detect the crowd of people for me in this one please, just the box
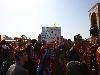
[0,36,100,75]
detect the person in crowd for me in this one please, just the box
[58,54,66,75]
[96,42,100,75]
[38,42,56,75]
[0,51,15,75]
[26,39,39,75]
[67,35,82,62]
[63,54,68,74]
[7,50,28,75]
[66,61,89,75]
[90,40,99,75]
[1,40,10,50]
[15,40,24,50]
[67,44,81,62]
[0,40,10,64]
[0,47,3,65]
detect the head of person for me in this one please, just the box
[74,34,82,46]
[32,39,37,45]
[66,61,86,75]
[15,50,28,63]
[18,40,23,46]
[8,51,15,61]
[1,40,6,45]
[48,43,53,48]
[46,41,52,48]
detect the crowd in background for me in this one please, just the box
[0,36,100,75]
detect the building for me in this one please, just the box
[0,35,13,41]
[88,3,100,41]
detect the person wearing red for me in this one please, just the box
[42,44,56,75]
[15,40,24,50]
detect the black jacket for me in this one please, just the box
[0,59,15,75]
[67,46,80,62]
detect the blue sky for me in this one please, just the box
[0,0,100,41]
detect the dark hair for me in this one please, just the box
[15,50,26,61]
[8,51,15,56]
[66,61,88,75]
[32,39,37,45]
[1,40,6,45]
[6,42,9,46]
